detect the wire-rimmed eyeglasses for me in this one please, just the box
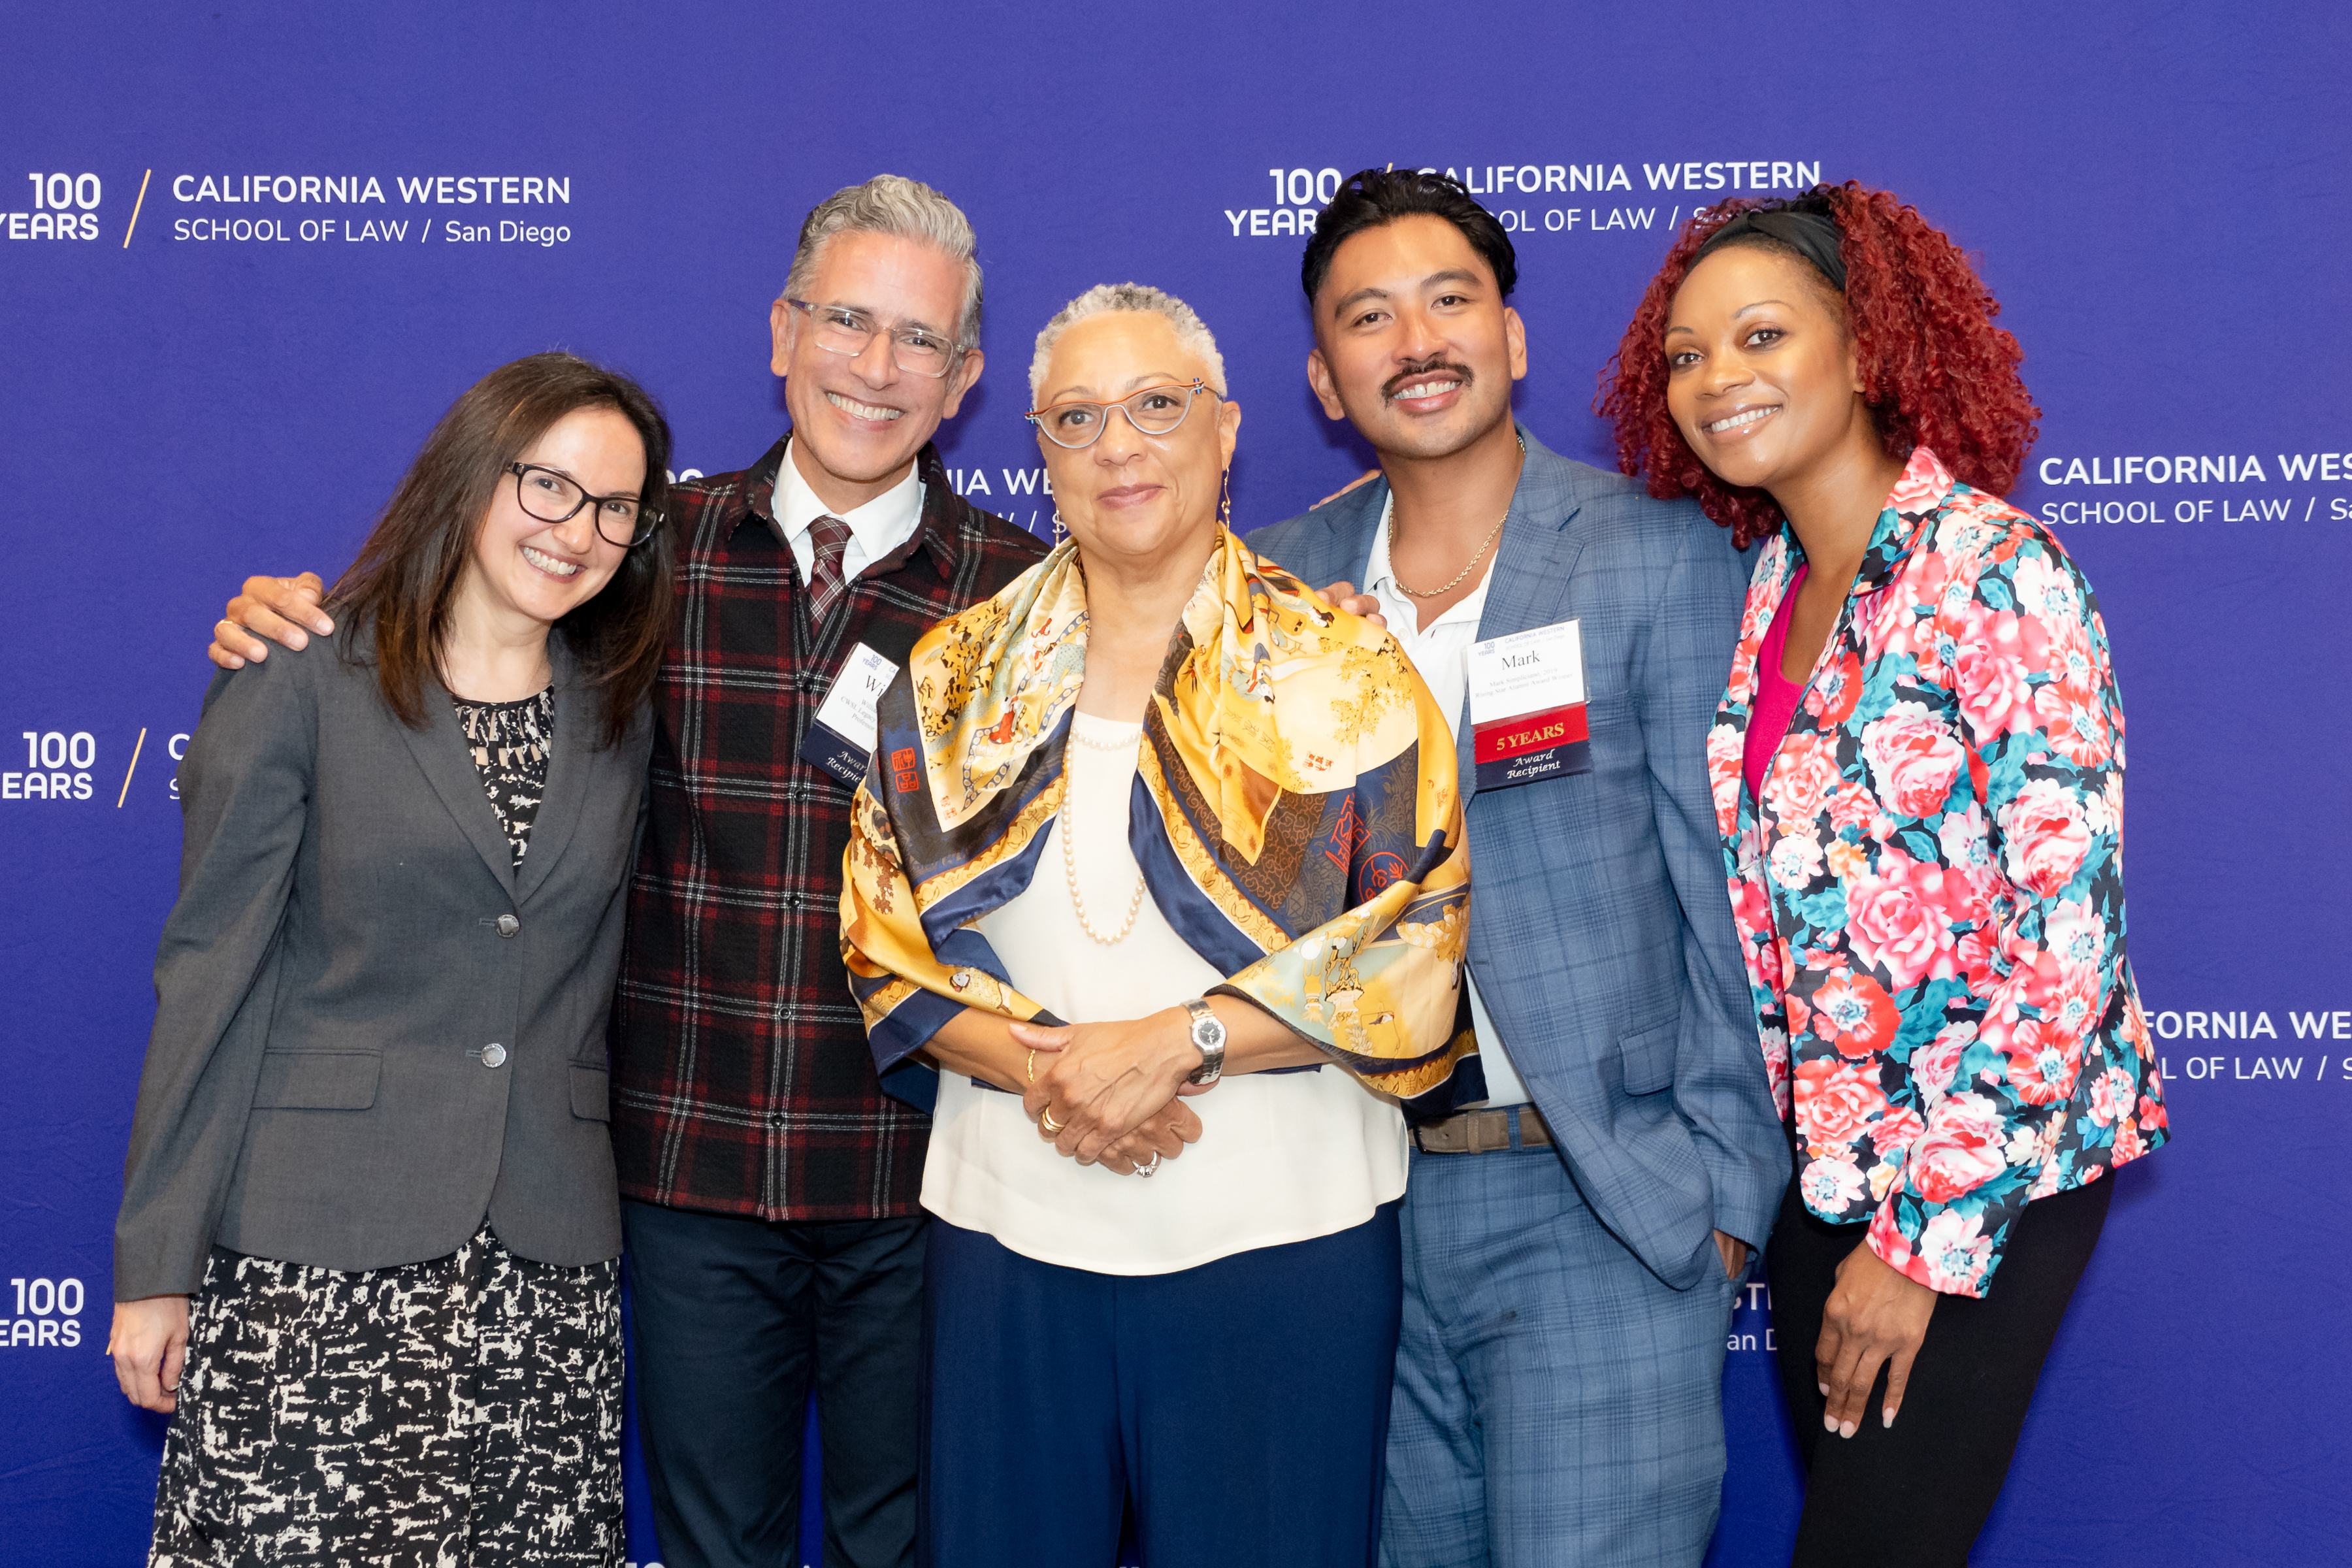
[785,298,964,378]
[507,463,662,548]
[1024,379,1224,450]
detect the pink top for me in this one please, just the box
[1742,564,1808,802]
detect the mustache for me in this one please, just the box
[1380,358,1475,404]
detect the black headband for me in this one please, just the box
[1691,205,1848,294]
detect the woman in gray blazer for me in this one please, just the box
[109,352,676,1565]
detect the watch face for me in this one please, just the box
[1196,1014,1226,1049]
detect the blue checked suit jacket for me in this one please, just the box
[1248,429,1787,1290]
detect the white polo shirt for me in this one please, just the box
[1363,494,1533,1111]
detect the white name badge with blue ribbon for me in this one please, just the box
[798,642,900,787]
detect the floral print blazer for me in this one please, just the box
[1710,447,2166,1298]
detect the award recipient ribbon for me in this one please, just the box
[798,643,900,787]
[1466,619,1590,792]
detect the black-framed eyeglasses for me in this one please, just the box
[507,463,662,548]
[785,297,965,378]
[1024,378,1224,450]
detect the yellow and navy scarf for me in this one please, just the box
[840,525,1477,1115]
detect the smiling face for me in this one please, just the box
[1305,213,1526,461]
[459,404,644,632]
[768,228,982,511]
[1033,310,1240,574]
[1663,242,1876,495]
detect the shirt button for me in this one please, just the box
[480,1043,508,1069]
[495,914,520,938]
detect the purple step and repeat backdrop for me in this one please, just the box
[5,3,2346,1563]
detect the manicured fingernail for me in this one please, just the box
[1818,1383,1829,1397]
[1882,1410,1895,1429]
[287,631,307,649]
[1838,1420,1856,1439]
[1823,1414,1838,1433]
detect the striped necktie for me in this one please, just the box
[805,513,853,621]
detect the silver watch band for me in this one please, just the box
[1183,997,1226,1085]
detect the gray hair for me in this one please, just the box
[781,174,983,350]
[1028,283,1228,405]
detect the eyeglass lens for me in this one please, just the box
[514,466,653,546]
[803,304,955,377]
[1034,384,1203,448]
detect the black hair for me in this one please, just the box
[1300,169,1517,306]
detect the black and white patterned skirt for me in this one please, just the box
[151,1226,623,1567]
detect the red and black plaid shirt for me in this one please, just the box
[612,437,1047,1221]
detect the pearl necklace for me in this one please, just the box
[1062,726,1146,946]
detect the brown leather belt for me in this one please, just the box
[1411,1105,1551,1154]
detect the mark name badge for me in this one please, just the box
[1466,619,1590,792]
[797,642,900,787]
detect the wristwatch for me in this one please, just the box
[1181,998,1227,1086]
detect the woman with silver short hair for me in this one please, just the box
[842,283,1478,1566]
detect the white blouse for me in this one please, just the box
[920,710,1408,1275]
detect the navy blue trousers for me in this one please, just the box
[921,1204,1403,1568]
[624,1200,927,1568]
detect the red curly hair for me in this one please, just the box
[1596,183,2039,549]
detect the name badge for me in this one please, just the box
[797,642,900,787]
[1467,619,1590,792]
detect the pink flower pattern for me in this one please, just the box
[1710,448,2166,1299]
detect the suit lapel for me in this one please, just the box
[515,644,593,904]
[1460,432,1590,805]
[397,679,520,896]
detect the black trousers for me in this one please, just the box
[1767,1174,2112,1567]
[623,1200,927,1568]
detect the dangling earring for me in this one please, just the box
[1218,467,1233,532]
[1051,509,1068,546]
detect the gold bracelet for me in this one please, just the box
[1026,1047,1037,1084]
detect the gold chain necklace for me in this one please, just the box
[1390,431,1526,600]
[1392,509,1507,598]
[1061,730,1147,946]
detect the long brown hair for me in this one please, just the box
[330,352,676,746]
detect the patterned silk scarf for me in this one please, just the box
[841,525,1478,1115]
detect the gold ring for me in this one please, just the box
[1040,1107,1066,1134]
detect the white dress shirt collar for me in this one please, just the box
[768,438,927,585]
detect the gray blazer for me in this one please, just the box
[114,623,652,1299]
[1248,430,1787,1291]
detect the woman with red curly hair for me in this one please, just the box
[1601,186,2167,1564]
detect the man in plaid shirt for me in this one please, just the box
[208,175,1047,1568]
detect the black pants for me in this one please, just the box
[623,1200,927,1568]
[1768,1175,2112,1567]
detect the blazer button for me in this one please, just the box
[480,1042,508,1068]
[495,913,520,938]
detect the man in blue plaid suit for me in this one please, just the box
[1248,169,1788,1567]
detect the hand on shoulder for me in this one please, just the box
[208,572,331,670]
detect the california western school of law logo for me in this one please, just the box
[1223,157,1823,238]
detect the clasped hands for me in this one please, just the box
[1015,1007,1209,1178]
